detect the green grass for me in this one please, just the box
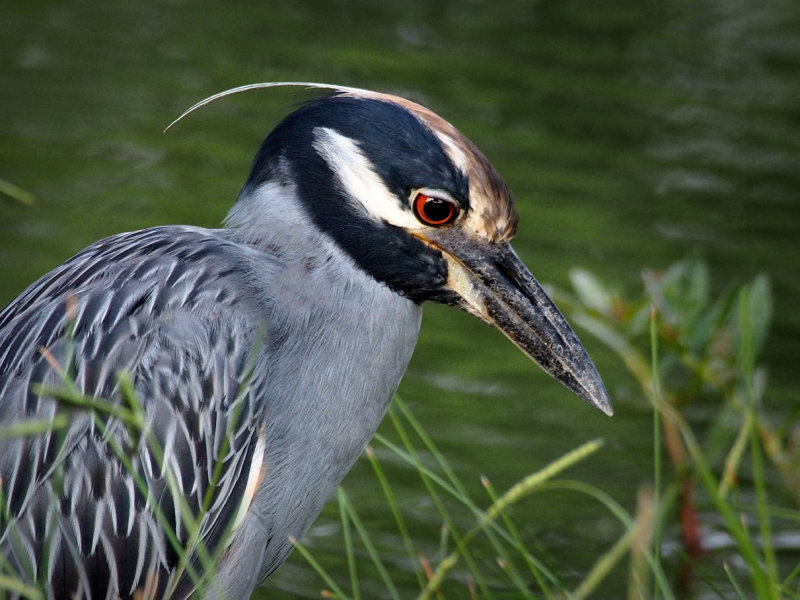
[1,255,799,598]
[288,255,799,600]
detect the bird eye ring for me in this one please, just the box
[412,190,459,226]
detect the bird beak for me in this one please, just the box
[419,230,613,415]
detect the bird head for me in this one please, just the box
[180,84,612,415]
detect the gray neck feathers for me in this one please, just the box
[222,180,422,581]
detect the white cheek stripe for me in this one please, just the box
[312,127,423,230]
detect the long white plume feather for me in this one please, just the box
[164,82,375,132]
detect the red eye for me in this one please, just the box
[413,192,458,226]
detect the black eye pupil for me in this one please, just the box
[423,198,452,222]
[413,192,457,226]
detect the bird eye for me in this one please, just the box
[412,191,458,226]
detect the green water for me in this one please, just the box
[1,1,798,598]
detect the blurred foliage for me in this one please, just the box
[565,254,771,400]
[556,255,799,500]
[552,255,800,598]
[0,180,34,205]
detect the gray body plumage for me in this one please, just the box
[0,182,419,599]
[0,86,610,599]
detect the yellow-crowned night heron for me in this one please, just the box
[0,84,611,599]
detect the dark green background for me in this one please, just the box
[2,1,798,597]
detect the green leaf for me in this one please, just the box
[690,284,738,357]
[0,179,35,205]
[734,274,773,376]
[569,268,614,315]
[744,274,772,359]
[660,255,709,340]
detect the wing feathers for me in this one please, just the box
[0,226,273,599]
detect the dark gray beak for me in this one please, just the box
[425,230,612,415]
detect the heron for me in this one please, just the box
[0,84,611,599]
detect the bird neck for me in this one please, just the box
[228,176,423,453]
[223,180,423,577]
